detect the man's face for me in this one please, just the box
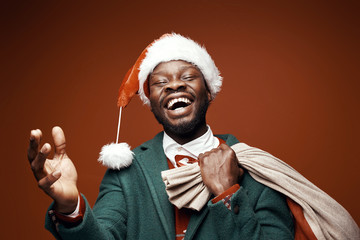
[148,60,211,137]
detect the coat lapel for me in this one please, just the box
[135,132,175,240]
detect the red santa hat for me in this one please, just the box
[98,33,222,169]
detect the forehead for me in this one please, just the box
[151,60,202,76]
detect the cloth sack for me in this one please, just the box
[161,142,360,240]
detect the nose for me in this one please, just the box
[165,78,186,92]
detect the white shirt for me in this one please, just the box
[163,125,220,168]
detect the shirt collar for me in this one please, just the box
[163,125,220,167]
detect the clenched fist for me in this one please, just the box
[198,144,244,196]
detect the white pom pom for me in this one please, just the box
[98,142,134,170]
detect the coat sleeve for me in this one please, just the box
[45,169,127,240]
[206,182,295,239]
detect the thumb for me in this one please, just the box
[52,126,66,155]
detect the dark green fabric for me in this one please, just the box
[45,132,294,239]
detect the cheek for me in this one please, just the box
[192,80,210,99]
[149,92,163,112]
[196,86,211,102]
[148,88,159,103]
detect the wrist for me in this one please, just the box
[49,194,85,229]
[53,193,79,214]
[211,180,238,196]
[54,202,77,214]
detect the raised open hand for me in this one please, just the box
[27,126,79,213]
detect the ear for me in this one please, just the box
[144,79,150,98]
[207,90,212,102]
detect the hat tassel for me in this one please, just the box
[98,107,134,170]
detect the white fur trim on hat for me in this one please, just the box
[138,33,222,105]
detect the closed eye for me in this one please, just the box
[181,75,197,81]
[151,79,168,86]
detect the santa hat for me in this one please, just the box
[98,33,222,169]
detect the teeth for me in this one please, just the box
[167,97,191,109]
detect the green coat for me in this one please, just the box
[45,133,294,239]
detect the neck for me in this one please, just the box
[164,123,208,145]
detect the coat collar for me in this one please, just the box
[134,132,239,239]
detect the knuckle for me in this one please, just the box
[226,148,235,156]
[39,177,50,189]
[220,143,227,149]
[210,148,217,154]
[56,142,66,149]
[37,180,45,189]
[223,146,231,153]
[38,151,45,160]
[30,161,37,171]
[209,152,216,157]
[200,152,209,159]
[210,149,220,157]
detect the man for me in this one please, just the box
[28,33,295,239]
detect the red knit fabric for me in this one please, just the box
[167,158,195,239]
[287,198,317,240]
[211,184,240,204]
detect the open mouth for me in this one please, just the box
[166,97,192,110]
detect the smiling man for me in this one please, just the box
[28,33,295,239]
[149,60,211,144]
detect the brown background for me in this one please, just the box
[1,0,359,239]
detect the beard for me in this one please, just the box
[151,98,210,138]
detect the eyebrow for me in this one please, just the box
[151,65,199,76]
[150,71,165,76]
